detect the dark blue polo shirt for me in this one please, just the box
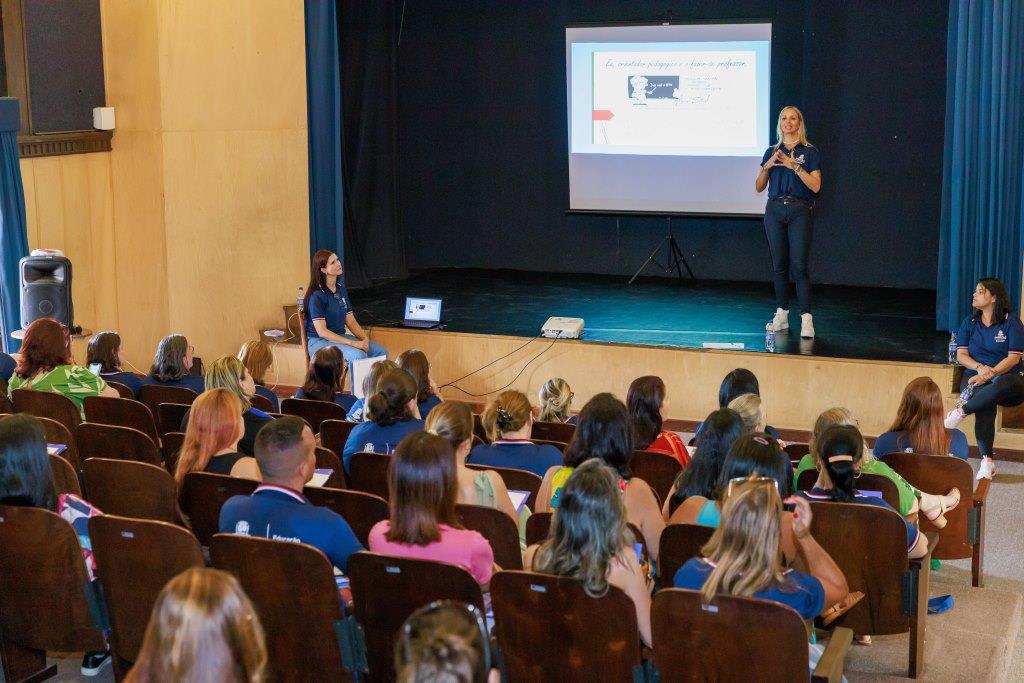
[100,370,143,397]
[219,485,363,572]
[761,143,821,200]
[956,313,1024,377]
[254,384,280,412]
[467,440,564,478]
[292,388,357,412]
[0,353,16,383]
[305,286,352,338]
[141,373,207,394]
[342,417,425,472]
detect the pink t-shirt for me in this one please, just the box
[367,521,495,585]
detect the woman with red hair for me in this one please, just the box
[874,377,969,459]
[175,388,259,483]
[7,318,118,416]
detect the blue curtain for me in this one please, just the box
[304,0,344,260]
[937,0,1024,331]
[0,98,29,352]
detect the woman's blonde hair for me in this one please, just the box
[175,389,244,486]
[727,393,763,433]
[699,478,786,605]
[237,341,273,385]
[481,390,532,442]
[775,105,811,147]
[809,407,872,487]
[537,378,573,423]
[205,356,252,411]
[126,567,267,683]
[424,401,473,453]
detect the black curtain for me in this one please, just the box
[336,0,407,288]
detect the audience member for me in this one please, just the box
[398,348,443,419]
[663,408,745,517]
[342,368,425,472]
[142,333,206,394]
[175,389,259,483]
[875,377,969,459]
[535,393,664,560]
[727,393,767,434]
[125,567,267,683]
[713,368,782,439]
[87,331,142,396]
[525,460,652,646]
[238,340,280,411]
[0,350,14,383]
[180,357,273,456]
[8,318,118,416]
[347,358,399,422]
[369,432,496,586]
[537,377,576,424]
[467,390,561,478]
[220,417,363,572]
[626,375,688,467]
[293,346,357,411]
[395,601,498,683]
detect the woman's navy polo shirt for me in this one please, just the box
[292,387,357,412]
[956,313,1024,376]
[760,143,821,200]
[305,286,352,338]
[100,370,143,397]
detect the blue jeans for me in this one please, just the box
[764,198,814,314]
[308,335,389,392]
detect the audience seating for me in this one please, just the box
[315,446,348,489]
[50,452,83,497]
[105,381,135,399]
[456,503,523,570]
[809,502,934,677]
[795,469,902,512]
[531,437,567,453]
[491,570,643,682]
[161,431,186,475]
[348,451,392,500]
[281,397,347,433]
[525,511,554,546]
[36,415,82,472]
[12,387,81,435]
[0,377,12,413]
[76,422,162,467]
[881,451,989,586]
[303,486,388,547]
[531,419,575,444]
[83,457,186,525]
[320,419,358,459]
[250,392,276,413]
[657,523,715,589]
[0,506,106,682]
[179,471,258,545]
[83,394,161,446]
[90,515,204,676]
[784,442,811,460]
[348,552,485,681]
[473,413,489,443]
[631,449,682,504]
[466,463,542,510]
[651,588,853,682]
[138,384,197,419]
[156,402,191,438]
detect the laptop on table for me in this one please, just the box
[403,297,442,329]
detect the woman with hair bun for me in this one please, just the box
[537,377,576,424]
[466,390,562,478]
[342,368,424,472]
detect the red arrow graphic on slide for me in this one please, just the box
[592,109,615,120]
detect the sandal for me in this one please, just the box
[922,487,961,530]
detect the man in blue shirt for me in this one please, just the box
[219,416,363,571]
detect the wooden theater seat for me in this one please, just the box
[50,452,83,497]
[631,449,682,504]
[138,384,197,420]
[156,402,191,438]
[466,463,542,510]
[161,431,186,475]
[315,446,347,489]
[348,451,392,500]
[657,523,715,589]
[530,419,575,444]
[76,421,162,466]
[83,394,160,446]
[320,418,358,459]
[12,387,81,434]
[456,503,523,570]
[36,414,82,472]
[83,457,186,525]
[179,471,258,545]
[281,397,348,433]
[303,486,388,547]
[250,392,276,413]
[104,381,135,399]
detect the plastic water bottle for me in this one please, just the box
[959,383,974,405]
[296,287,305,314]
[765,323,775,352]
[947,333,958,364]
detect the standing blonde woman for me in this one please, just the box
[237,340,279,411]
[538,377,576,424]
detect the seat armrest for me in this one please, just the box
[973,478,991,506]
[811,626,853,683]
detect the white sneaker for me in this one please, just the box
[976,457,995,480]
[944,407,966,429]
[800,313,815,338]
[768,308,789,332]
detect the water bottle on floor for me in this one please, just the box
[948,333,958,364]
[765,323,775,352]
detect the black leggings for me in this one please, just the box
[962,373,1024,456]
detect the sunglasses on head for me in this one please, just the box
[725,475,780,499]
[398,600,492,680]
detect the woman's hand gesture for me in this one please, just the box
[785,495,813,540]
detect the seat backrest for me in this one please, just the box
[105,381,135,399]
[795,470,902,512]
[83,395,160,445]
[36,415,82,471]
[12,388,81,433]
[348,552,485,681]
[281,397,348,433]
[0,506,106,654]
[456,503,523,569]
[161,431,186,475]
[349,451,392,500]
[211,534,347,681]
[525,511,553,546]
[657,523,715,589]
[473,413,488,443]
[630,450,682,504]
[809,501,910,635]
[531,419,575,443]
[76,422,162,466]
[89,515,203,664]
[50,452,82,497]
[0,376,12,413]
[320,419,358,458]
[250,392,275,413]
[83,458,184,525]
[315,446,347,489]
[138,384,197,422]
[179,472,259,545]
[650,588,809,680]
[491,570,642,682]
[880,451,975,559]
[466,463,542,510]
[784,442,810,460]
[156,402,191,438]
[303,486,388,547]
[530,438,566,453]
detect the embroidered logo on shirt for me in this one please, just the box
[365,442,376,453]
[796,154,805,165]
[234,520,251,536]
[995,330,1007,343]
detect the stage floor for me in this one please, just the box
[350,269,949,365]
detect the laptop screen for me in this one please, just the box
[405,297,442,322]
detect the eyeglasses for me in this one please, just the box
[398,600,491,680]
[724,475,779,500]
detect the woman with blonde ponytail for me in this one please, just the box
[467,390,562,478]
[537,378,576,424]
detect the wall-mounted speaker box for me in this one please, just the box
[20,254,74,329]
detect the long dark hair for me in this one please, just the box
[627,375,665,450]
[386,432,460,545]
[715,433,790,500]
[303,249,335,314]
[367,369,418,426]
[816,424,864,503]
[0,414,57,510]
[87,331,123,373]
[671,409,745,508]
[15,318,72,379]
[564,393,633,479]
[151,334,190,381]
[718,369,760,408]
[300,346,347,402]
[397,349,435,403]
[974,277,1012,321]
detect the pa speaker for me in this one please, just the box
[20,255,73,329]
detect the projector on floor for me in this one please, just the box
[541,317,584,339]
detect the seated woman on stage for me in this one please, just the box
[293,346,357,411]
[397,348,443,419]
[87,331,143,396]
[663,408,745,518]
[175,388,259,483]
[142,334,206,394]
[467,390,562,478]
[303,249,387,381]
[526,460,652,647]
[347,358,398,422]
[237,340,279,412]
[875,377,969,459]
[8,318,119,416]
[180,357,272,457]
[535,393,664,561]
[627,375,689,468]
[945,277,1024,480]
[537,377,576,425]
[342,369,424,472]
